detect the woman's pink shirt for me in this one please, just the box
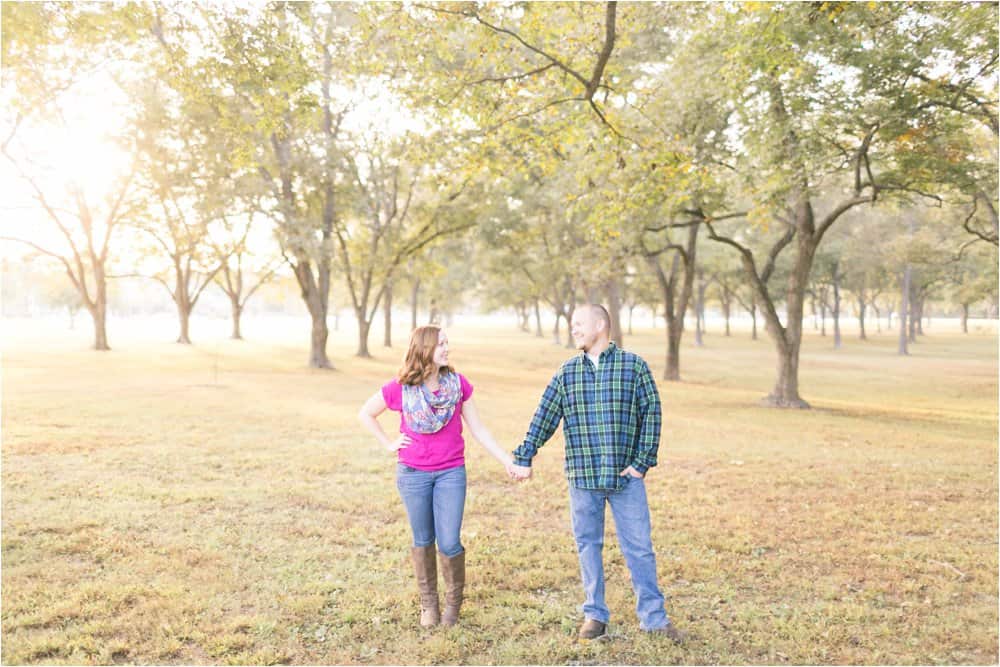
[381,374,474,471]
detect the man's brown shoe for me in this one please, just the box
[578,618,608,641]
[648,622,686,644]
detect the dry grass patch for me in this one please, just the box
[2,317,996,664]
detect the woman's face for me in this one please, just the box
[433,330,449,368]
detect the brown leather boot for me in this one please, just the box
[411,546,440,627]
[438,550,465,626]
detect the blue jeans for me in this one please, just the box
[396,464,466,557]
[569,476,670,630]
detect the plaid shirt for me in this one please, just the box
[513,342,662,491]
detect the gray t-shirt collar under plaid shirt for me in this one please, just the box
[513,342,663,491]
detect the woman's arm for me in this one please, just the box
[461,397,516,473]
[358,390,411,452]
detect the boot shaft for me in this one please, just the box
[411,545,439,627]
[438,550,465,626]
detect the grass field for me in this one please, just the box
[2,315,997,665]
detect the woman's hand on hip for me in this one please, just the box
[387,434,412,452]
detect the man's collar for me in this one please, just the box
[581,341,616,360]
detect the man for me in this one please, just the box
[511,304,684,643]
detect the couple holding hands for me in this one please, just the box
[358,304,684,643]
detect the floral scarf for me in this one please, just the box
[401,372,461,434]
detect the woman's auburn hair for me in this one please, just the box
[397,325,454,386]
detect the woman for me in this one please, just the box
[358,325,517,628]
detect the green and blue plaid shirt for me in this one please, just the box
[513,342,662,491]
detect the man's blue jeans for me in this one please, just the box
[569,476,671,630]
[396,464,466,557]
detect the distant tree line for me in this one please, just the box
[2,2,995,408]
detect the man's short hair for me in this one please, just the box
[588,303,611,332]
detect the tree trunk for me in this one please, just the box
[230,300,243,340]
[356,314,371,358]
[383,280,392,347]
[832,266,841,349]
[92,271,110,350]
[566,313,575,348]
[898,266,911,355]
[819,289,828,337]
[694,272,707,346]
[769,337,808,408]
[175,270,192,344]
[627,305,635,335]
[650,222,699,381]
[534,298,543,337]
[693,305,703,347]
[91,302,110,351]
[297,263,333,368]
[665,315,682,380]
[857,296,866,341]
[915,296,925,336]
[750,296,757,341]
[759,225,813,408]
[722,293,731,337]
[177,305,192,344]
[410,278,420,331]
[606,278,624,347]
[553,309,562,345]
[961,303,970,333]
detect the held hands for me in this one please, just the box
[387,434,411,453]
[505,461,532,482]
[619,465,644,479]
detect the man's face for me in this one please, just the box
[433,330,449,367]
[571,308,598,352]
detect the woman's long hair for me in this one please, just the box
[397,325,454,386]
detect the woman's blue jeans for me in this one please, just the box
[568,476,671,630]
[396,463,466,557]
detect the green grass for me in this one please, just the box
[2,316,997,664]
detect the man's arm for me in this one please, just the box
[629,359,662,475]
[511,372,565,469]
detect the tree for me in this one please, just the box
[858,2,998,247]
[839,209,896,341]
[621,262,660,336]
[128,80,224,344]
[683,3,994,405]
[426,2,996,406]
[2,3,143,350]
[147,3,357,367]
[209,200,282,341]
[950,243,999,333]
[337,129,478,357]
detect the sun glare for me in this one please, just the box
[3,73,133,261]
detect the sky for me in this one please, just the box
[2,68,133,262]
[1,52,423,267]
